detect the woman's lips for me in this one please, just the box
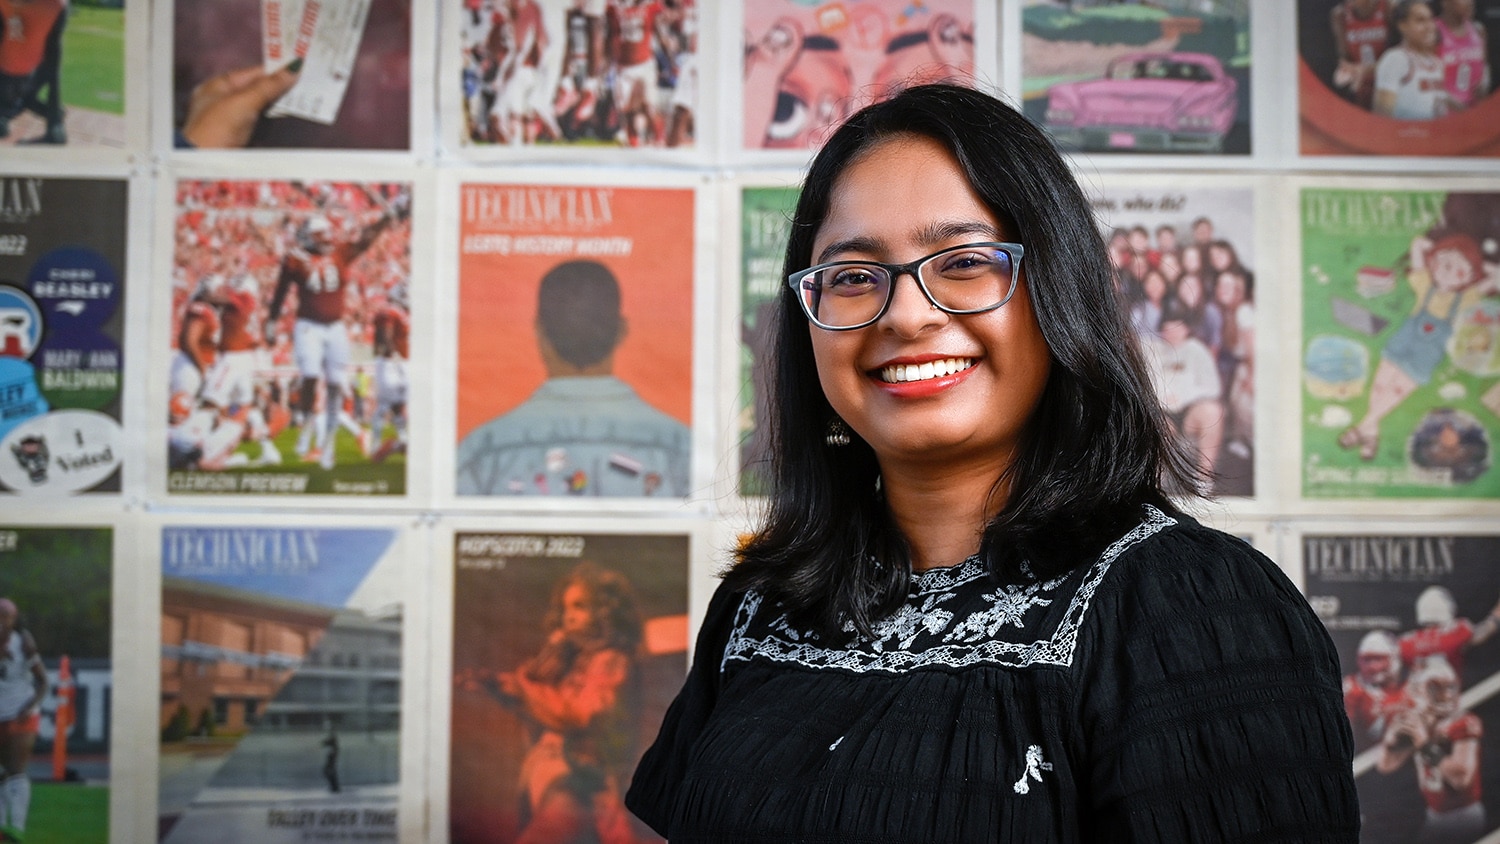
[870,356,979,398]
[876,356,977,384]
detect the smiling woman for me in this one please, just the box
[625,84,1359,842]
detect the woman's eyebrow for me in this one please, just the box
[815,236,884,264]
[911,220,1003,246]
[814,221,1002,264]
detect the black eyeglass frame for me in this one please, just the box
[786,241,1026,331]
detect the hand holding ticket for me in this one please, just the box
[261,0,371,125]
[180,62,302,148]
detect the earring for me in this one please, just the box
[825,418,851,447]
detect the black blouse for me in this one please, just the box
[627,507,1359,842]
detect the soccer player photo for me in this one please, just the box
[165,178,412,497]
[0,524,113,844]
[0,175,127,496]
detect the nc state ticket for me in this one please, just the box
[265,0,371,125]
[260,0,302,72]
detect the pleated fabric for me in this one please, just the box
[626,507,1360,843]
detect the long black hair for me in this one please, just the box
[727,83,1200,639]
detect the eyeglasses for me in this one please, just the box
[788,241,1025,330]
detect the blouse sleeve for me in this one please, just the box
[1071,521,1360,842]
[625,580,744,837]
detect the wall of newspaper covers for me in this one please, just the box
[2,1,1500,842]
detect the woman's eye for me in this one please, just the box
[938,252,1004,277]
[826,268,880,291]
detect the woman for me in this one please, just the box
[1214,266,1257,456]
[1173,269,1225,353]
[627,84,1357,840]
[1128,266,1168,337]
[1374,0,1458,119]
[0,598,46,842]
[482,563,644,844]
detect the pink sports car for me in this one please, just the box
[1043,51,1238,153]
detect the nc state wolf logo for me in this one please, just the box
[11,435,48,484]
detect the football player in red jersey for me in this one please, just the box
[493,0,561,144]
[554,0,609,139]
[1379,656,1485,841]
[369,282,410,462]
[1399,585,1500,683]
[168,297,219,469]
[1345,630,1412,753]
[168,286,261,470]
[203,262,282,466]
[266,192,405,470]
[607,0,665,146]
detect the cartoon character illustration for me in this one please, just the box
[1339,232,1499,462]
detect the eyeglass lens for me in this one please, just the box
[799,244,1016,328]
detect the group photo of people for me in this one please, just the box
[462,0,698,148]
[1314,0,1493,120]
[167,180,412,483]
[1107,209,1256,496]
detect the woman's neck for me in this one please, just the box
[880,457,1009,571]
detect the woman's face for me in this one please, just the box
[1399,2,1438,51]
[560,583,594,636]
[1215,270,1244,306]
[1182,245,1203,273]
[1158,251,1182,282]
[1156,228,1178,254]
[1143,271,1167,302]
[1178,273,1203,307]
[806,134,1051,476]
[1208,243,1234,272]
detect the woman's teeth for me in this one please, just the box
[880,358,976,383]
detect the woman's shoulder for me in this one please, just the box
[1108,509,1292,594]
[1377,44,1416,71]
[1076,505,1332,666]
